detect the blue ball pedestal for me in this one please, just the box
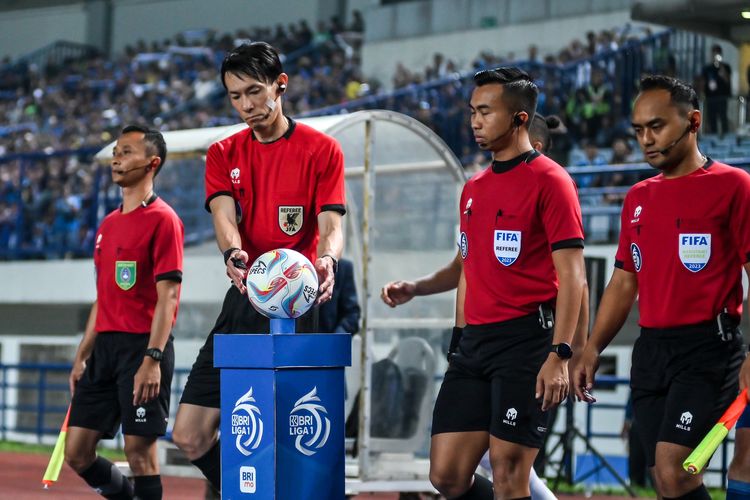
[215,318,351,499]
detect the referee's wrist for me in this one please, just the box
[223,247,240,265]
[321,254,338,273]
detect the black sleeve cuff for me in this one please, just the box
[204,191,233,212]
[614,260,624,269]
[156,270,183,283]
[320,204,346,215]
[551,238,585,251]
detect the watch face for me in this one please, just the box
[554,343,572,359]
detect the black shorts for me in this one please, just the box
[630,322,744,467]
[180,286,318,408]
[69,332,174,438]
[431,314,552,448]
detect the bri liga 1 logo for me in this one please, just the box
[231,387,263,456]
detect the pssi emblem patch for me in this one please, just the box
[494,230,521,266]
[678,233,711,272]
[279,206,303,236]
[630,243,642,272]
[459,232,468,259]
[116,261,137,290]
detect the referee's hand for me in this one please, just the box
[227,249,249,294]
[133,358,161,406]
[536,355,569,411]
[69,360,86,396]
[314,256,335,305]
[380,280,417,308]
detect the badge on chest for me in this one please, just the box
[494,230,521,266]
[279,206,303,236]
[678,233,711,272]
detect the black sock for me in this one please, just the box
[664,484,711,500]
[190,441,221,492]
[78,456,134,500]
[453,473,494,499]
[133,475,162,500]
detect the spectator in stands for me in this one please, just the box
[702,44,732,137]
[574,140,607,188]
[583,69,613,141]
[349,10,365,32]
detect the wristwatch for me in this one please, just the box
[550,343,573,360]
[321,254,338,274]
[144,348,163,362]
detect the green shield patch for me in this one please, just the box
[115,261,137,290]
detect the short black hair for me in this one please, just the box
[121,124,167,176]
[473,66,539,127]
[529,114,562,152]
[220,41,283,89]
[639,75,700,110]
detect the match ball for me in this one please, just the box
[246,249,319,319]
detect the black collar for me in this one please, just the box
[703,157,714,170]
[251,116,296,143]
[491,149,540,173]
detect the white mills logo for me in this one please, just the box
[502,407,518,427]
[232,387,264,456]
[677,411,693,431]
[135,407,146,423]
[289,387,330,456]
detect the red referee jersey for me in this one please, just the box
[94,197,184,333]
[204,118,346,264]
[615,159,750,328]
[460,151,584,325]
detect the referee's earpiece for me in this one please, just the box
[278,83,287,94]
[513,113,523,128]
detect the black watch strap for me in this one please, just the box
[321,254,338,273]
[145,348,163,361]
[223,247,240,265]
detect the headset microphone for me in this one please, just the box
[658,125,693,155]
[114,163,151,175]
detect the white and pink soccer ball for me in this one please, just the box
[246,249,319,319]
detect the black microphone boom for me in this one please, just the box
[658,125,692,155]
[114,163,150,174]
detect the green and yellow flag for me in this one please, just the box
[42,405,70,488]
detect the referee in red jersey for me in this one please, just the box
[65,125,184,500]
[171,42,345,493]
[575,75,750,499]
[429,67,585,499]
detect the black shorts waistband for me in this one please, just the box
[464,313,541,336]
[640,320,720,340]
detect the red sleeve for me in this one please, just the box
[204,142,232,212]
[614,195,635,272]
[538,170,585,250]
[729,171,750,264]
[314,138,346,214]
[152,211,184,282]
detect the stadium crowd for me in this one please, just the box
[0,14,724,258]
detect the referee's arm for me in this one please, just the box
[209,195,246,293]
[133,280,180,406]
[574,268,638,401]
[69,301,98,396]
